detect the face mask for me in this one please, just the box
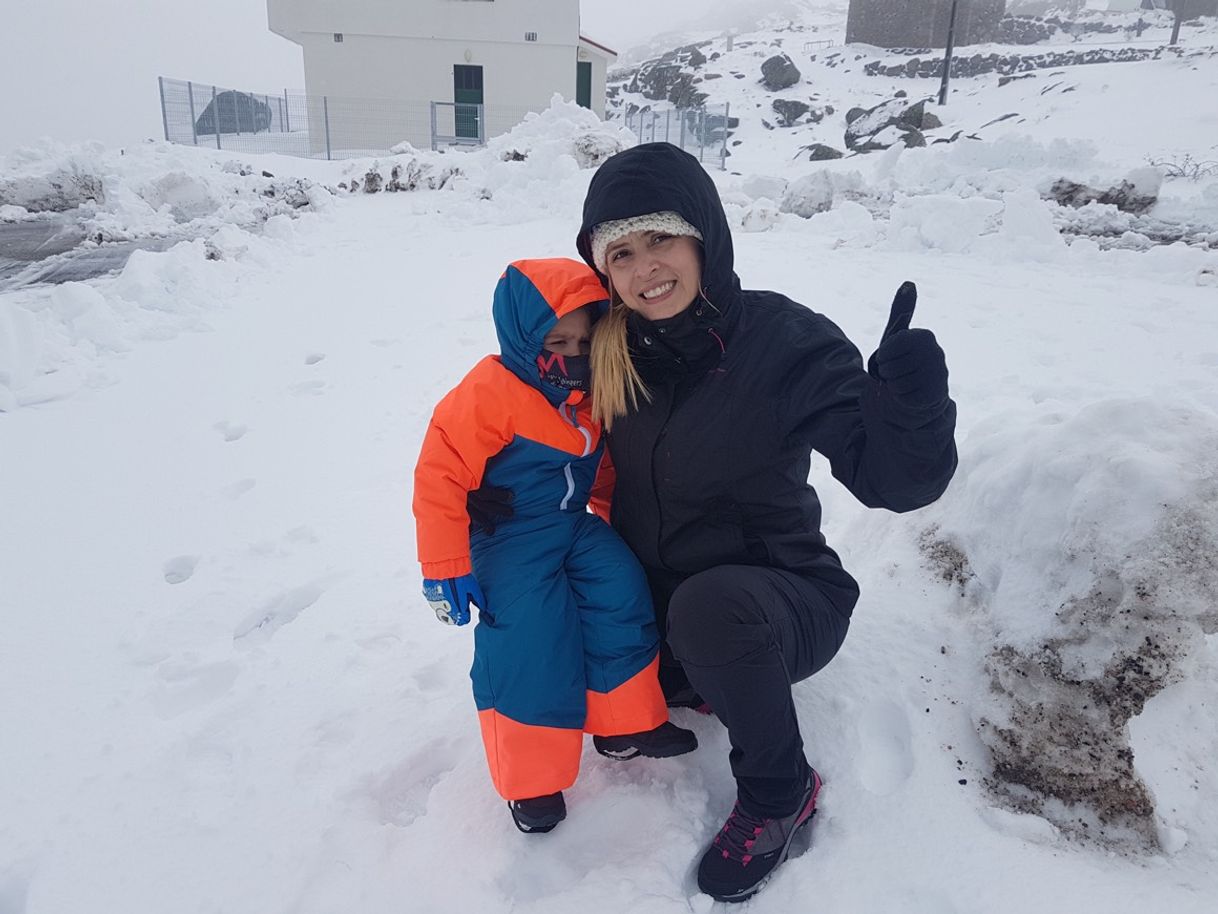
[537,350,591,393]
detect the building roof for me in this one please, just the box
[578,35,617,59]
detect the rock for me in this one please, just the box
[801,143,845,161]
[771,98,810,128]
[998,72,1037,87]
[845,106,868,125]
[921,111,943,130]
[1046,175,1159,216]
[844,96,933,153]
[761,54,801,90]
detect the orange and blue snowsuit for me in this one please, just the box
[412,258,668,801]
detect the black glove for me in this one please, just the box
[868,282,949,413]
[467,482,514,535]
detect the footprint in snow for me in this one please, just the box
[856,699,915,796]
[233,582,325,644]
[151,659,241,718]
[222,478,256,499]
[365,737,464,827]
[163,555,199,584]
[290,379,327,396]
[304,352,326,365]
[213,420,247,442]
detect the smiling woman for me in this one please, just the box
[563,140,958,901]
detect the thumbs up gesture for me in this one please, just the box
[868,282,950,412]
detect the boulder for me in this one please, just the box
[771,99,810,128]
[761,54,801,91]
[844,96,933,153]
[801,143,845,161]
[1046,172,1160,216]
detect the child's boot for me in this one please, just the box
[593,721,697,760]
[509,791,566,833]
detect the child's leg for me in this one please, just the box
[471,525,586,800]
[565,513,668,736]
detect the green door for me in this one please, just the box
[454,65,483,139]
[576,61,592,109]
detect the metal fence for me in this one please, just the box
[158,77,533,159]
[160,77,733,169]
[619,104,732,170]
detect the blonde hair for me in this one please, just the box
[591,280,651,431]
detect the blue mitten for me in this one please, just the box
[423,573,485,626]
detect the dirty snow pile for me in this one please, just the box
[3,26,1218,914]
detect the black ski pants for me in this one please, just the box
[647,564,851,818]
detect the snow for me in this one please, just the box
[3,6,1218,913]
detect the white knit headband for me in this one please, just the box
[590,211,704,273]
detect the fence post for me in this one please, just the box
[698,108,706,162]
[430,101,437,151]
[720,102,730,170]
[679,108,686,151]
[284,89,291,132]
[264,95,271,133]
[323,95,332,160]
[665,108,671,143]
[212,85,222,149]
[478,103,486,145]
[158,77,170,141]
[232,89,242,136]
[188,81,198,145]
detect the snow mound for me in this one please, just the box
[921,399,1218,848]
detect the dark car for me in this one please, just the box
[195,91,273,135]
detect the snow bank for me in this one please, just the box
[920,399,1218,847]
[0,98,632,410]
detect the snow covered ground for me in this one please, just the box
[3,9,1218,913]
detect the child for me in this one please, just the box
[413,258,697,834]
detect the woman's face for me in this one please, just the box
[604,231,702,320]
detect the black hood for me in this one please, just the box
[576,143,740,310]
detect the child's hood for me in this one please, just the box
[492,258,608,392]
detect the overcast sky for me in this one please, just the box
[0,0,814,154]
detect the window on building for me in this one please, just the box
[333,33,344,43]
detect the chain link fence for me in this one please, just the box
[619,104,732,170]
[158,77,533,159]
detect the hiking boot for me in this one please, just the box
[508,791,566,834]
[592,721,698,760]
[696,768,823,903]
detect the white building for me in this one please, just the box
[267,0,616,153]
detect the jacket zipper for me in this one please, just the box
[650,385,677,570]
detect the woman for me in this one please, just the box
[473,142,957,902]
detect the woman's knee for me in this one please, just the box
[666,567,770,667]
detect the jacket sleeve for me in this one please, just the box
[779,312,957,513]
[589,446,616,523]
[413,358,516,578]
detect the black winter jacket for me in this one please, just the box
[576,143,957,617]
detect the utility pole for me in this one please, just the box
[1169,1,1183,47]
[938,0,961,106]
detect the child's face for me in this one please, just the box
[543,307,592,357]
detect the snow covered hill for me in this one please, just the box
[2,7,1218,913]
